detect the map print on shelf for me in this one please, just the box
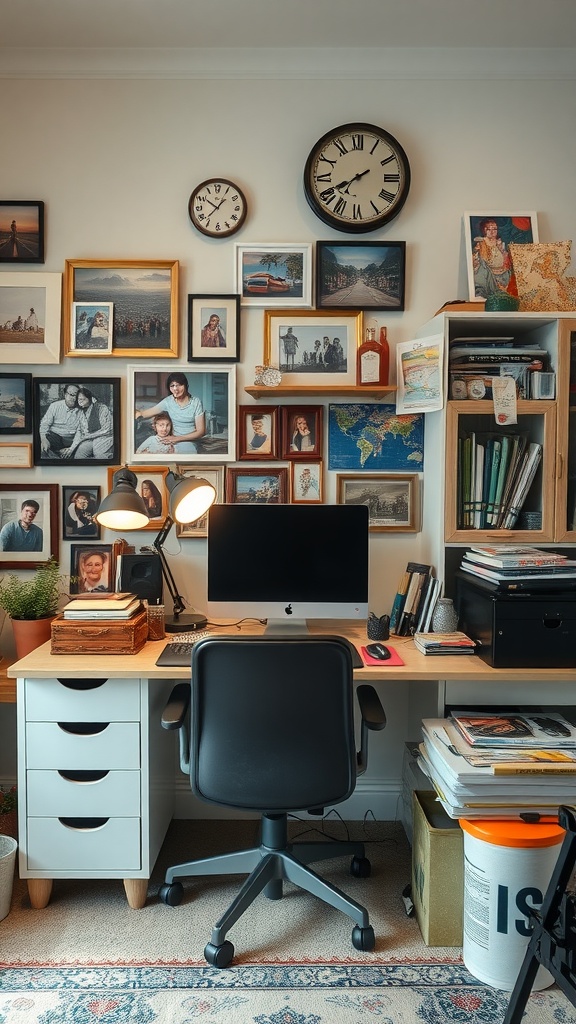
[328,403,424,471]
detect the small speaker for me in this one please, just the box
[118,553,163,604]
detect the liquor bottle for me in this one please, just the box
[357,325,389,386]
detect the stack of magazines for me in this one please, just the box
[413,631,476,655]
[460,545,576,589]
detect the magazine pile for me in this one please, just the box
[418,710,576,819]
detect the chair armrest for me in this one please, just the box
[161,682,190,731]
[357,684,386,730]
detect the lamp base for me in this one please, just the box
[165,611,208,633]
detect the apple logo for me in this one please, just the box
[284,603,293,616]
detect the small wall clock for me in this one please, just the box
[188,178,247,238]
[303,122,411,233]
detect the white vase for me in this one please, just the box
[431,598,458,633]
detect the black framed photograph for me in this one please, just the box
[188,294,240,362]
[316,241,406,310]
[238,405,278,460]
[62,485,101,540]
[0,201,45,263]
[33,377,121,467]
[0,372,32,433]
[0,483,58,569]
[280,405,323,460]
[69,543,114,594]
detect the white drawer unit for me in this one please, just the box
[27,770,141,817]
[25,722,140,769]
[27,817,141,871]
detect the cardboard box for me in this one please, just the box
[411,790,463,946]
[400,741,434,844]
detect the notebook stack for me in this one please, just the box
[62,592,142,619]
[459,545,576,591]
[413,631,476,655]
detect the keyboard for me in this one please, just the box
[154,632,363,669]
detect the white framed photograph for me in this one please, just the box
[0,272,61,364]
[463,211,538,302]
[70,302,113,354]
[235,243,313,308]
[290,462,323,503]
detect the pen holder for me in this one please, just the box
[147,603,165,641]
[367,612,390,641]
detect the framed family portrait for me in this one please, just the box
[63,259,179,358]
[69,543,114,595]
[0,372,32,433]
[0,483,58,569]
[291,462,323,503]
[188,294,240,362]
[264,309,362,386]
[62,485,101,540]
[128,364,236,464]
[316,241,406,311]
[0,201,44,264]
[174,464,225,538]
[280,405,323,460]
[235,244,313,308]
[107,465,168,530]
[463,212,538,302]
[225,467,288,504]
[70,302,114,354]
[238,405,278,460]
[33,377,121,467]
[337,473,419,532]
[0,272,61,364]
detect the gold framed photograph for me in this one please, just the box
[174,465,225,538]
[263,308,361,386]
[290,462,323,503]
[107,465,168,530]
[337,473,419,532]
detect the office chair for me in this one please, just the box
[159,634,386,967]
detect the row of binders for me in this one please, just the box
[389,561,441,636]
[62,592,142,619]
[457,430,542,531]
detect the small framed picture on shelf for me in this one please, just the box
[337,473,419,532]
[187,294,240,362]
[0,373,32,433]
[280,405,323,460]
[62,485,102,540]
[236,243,313,308]
[69,543,114,595]
[225,467,288,504]
[316,241,406,311]
[463,211,538,302]
[0,201,45,264]
[69,302,114,354]
[238,405,278,460]
[0,483,58,569]
[290,462,323,503]
[174,464,225,538]
[264,309,361,387]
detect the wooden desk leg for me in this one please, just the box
[123,878,148,909]
[28,878,53,909]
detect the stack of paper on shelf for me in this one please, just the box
[413,631,476,655]
[418,714,576,819]
[459,545,576,589]
[62,592,142,620]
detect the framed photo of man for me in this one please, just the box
[0,483,58,569]
[32,377,121,467]
[62,485,101,540]
[69,543,114,595]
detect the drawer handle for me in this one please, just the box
[57,679,109,690]
[58,770,109,783]
[58,817,109,831]
[77,628,111,636]
[57,722,109,735]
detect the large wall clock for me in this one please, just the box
[303,122,411,233]
[188,178,247,238]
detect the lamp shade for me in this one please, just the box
[166,472,216,524]
[95,468,150,531]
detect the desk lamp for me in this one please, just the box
[95,467,216,632]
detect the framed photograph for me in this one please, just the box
[0,372,32,433]
[328,403,424,472]
[0,272,61,364]
[316,241,406,311]
[69,543,114,595]
[463,212,539,302]
[0,483,58,569]
[291,462,323,503]
[63,259,179,358]
[62,486,102,540]
[188,294,240,362]
[70,301,113,354]
[0,201,44,263]
[174,464,225,538]
[225,467,288,504]
[33,378,121,467]
[337,473,419,532]
[128,364,236,464]
[236,244,312,308]
[0,443,32,469]
[264,309,362,386]
[280,405,323,460]
[238,405,278,460]
[107,465,168,530]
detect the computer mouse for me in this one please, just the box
[366,643,392,661]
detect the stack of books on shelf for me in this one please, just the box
[418,710,576,819]
[459,545,576,591]
[389,561,441,636]
[448,336,552,401]
[413,631,477,655]
[457,430,542,530]
[62,592,142,620]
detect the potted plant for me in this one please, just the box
[0,557,67,659]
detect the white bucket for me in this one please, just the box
[459,819,564,991]
[0,834,17,922]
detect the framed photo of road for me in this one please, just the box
[316,241,406,311]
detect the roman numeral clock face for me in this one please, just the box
[303,123,411,233]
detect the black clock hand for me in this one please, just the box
[334,168,370,194]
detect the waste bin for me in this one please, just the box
[0,834,17,922]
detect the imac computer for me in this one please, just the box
[207,503,369,633]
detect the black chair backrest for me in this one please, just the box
[190,635,357,812]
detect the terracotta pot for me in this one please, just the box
[11,615,55,660]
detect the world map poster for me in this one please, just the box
[328,403,424,471]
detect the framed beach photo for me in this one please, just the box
[0,372,32,433]
[0,272,61,364]
[33,377,121,467]
[62,485,101,540]
[236,244,312,308]
[69,543,114,595]
[63,259,179,358]
[107,465,168,530]
[70,302,113,354]
[264,309,361,387]
[463,212,538,302]
[174,464,225,538]
[128,364,236,463]
[225,467,288,504]
[280,405,323,460]
[238,405,278,460]
[337,473,419,532]
[0,201,44,263]
[0,483,58,569]
[316,241,406,311]
[188,294,240,362]
[291,462,323,503]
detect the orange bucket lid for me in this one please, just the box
[459,818,565,848]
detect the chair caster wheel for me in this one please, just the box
[352,924,375,951]
[159,881,183,906]
[351,855,371,878]
[204,940,235,968]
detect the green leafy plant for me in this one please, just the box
[0,558,67,620]
[0,786,17,815]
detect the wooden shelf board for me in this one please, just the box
[244,385,397,400]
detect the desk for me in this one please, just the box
[9,621,576,910]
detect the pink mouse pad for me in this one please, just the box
[360,645,405,667]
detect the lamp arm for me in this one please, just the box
[152,517,186,618]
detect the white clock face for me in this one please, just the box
[304,123,410,233]
[189,178,247,238]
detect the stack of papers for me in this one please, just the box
[413,631,477,655]
[63,593,142,619]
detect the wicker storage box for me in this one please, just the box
[50,608,148,655]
